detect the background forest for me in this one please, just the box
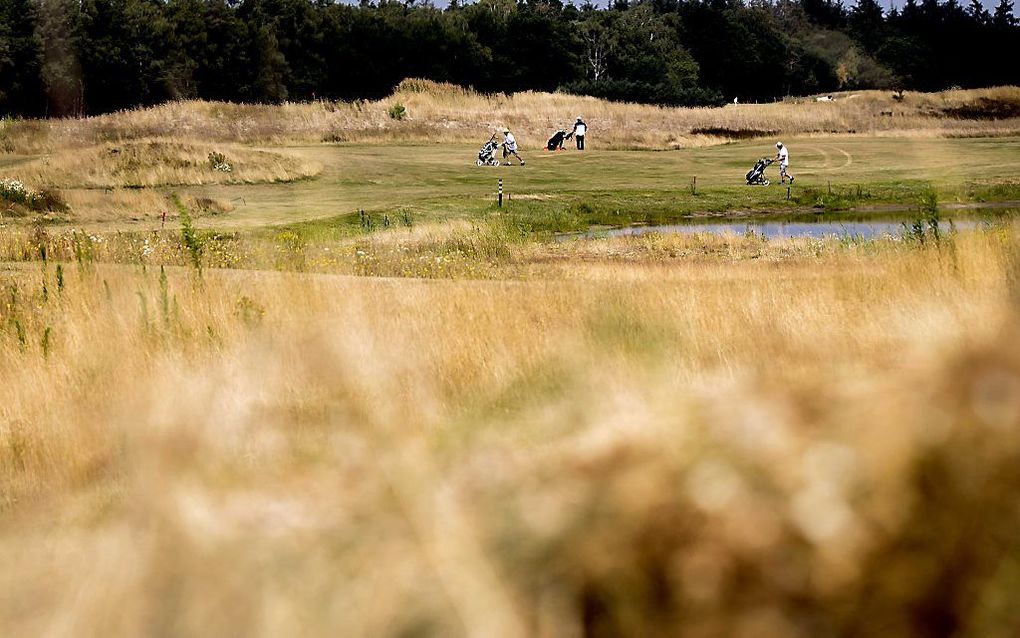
[0,0,1018,117]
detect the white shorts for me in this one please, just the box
[780,162,789,172]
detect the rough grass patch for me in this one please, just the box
[943,97,1020,120]
[4,140,321,189]
[691,127,780,139]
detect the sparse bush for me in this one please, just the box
[0,179,35,207]
[34,187,68,212]
[358,209,374,231]
[388,102,407,120]
[208,151,232,173]
[234,295,265,328]
[173,194,204,272]
[902,191,943,244]
[0,180,66,214]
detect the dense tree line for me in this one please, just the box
[0,0,1017,117]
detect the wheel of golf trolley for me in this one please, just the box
[476,159,484,167]
[763,179,770,186]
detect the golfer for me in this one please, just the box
[502,128,525,166]
[775,142,794,184]
[572,116,587,150]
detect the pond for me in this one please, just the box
[561,209,1018,241]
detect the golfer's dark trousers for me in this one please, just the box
[576,135,585,150]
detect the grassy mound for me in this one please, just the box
[1,83,1018,154]
[5,140,321,189]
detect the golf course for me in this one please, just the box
[9,135,1018,228]
[4,83,1020,636]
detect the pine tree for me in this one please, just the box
[992,0,1016,26]
[250,25,288,103]
[0,0,46,114]
[36,0,84,116]
[850,0,885,49]
[967,0,990,22]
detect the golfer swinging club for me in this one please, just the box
[775,142,794,184]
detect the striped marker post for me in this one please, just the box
[498,179,503,208]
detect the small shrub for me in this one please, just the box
[14,320,26,350]
[32,223,48,261]
[40,326,51,358]
[35,187,68,212]
[903,191,942,244]
[359,209,374,231]
[235,295,265,328]
[0,178,34,207]
[208,151,232,173]
[159,266,170,325]
[388,103,407,121]
[173,194,204,272]
[193,197,233,215]
[571,201,596,216]
[0,180,69,213]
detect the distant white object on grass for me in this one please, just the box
[816,95,834,102]
[733,97,739,104]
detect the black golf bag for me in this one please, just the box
[746,157,774,186]
[546,129,572,151]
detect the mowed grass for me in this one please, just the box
[23,135,1017,231]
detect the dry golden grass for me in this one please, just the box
[2,81,1019,154]
[3,139,320,189]
[0,189,234,226]
[0,219,901,279]
[59,190,234,224]
[3,226,1020,635]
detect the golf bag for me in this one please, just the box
[746,157,773,186]
[546,129,573,151]
[476,137,501,166]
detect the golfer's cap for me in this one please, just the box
[776,142,783,147]
[577,116,583,121]
[502,128,510,133]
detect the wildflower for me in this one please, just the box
[0,178,39,206]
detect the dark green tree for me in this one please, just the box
[992,0,1017,26]
[0,0,45,114]
[36,0,84,116]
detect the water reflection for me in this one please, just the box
[564,210,1016,241]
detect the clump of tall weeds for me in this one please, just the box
[173,194,204,273]
[903,190,944,244]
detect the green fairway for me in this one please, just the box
[173,136,1020,231]
[8,135,1018,232]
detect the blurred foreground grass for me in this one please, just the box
[3,224,1020,636]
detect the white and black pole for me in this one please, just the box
[498,178,503,208]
